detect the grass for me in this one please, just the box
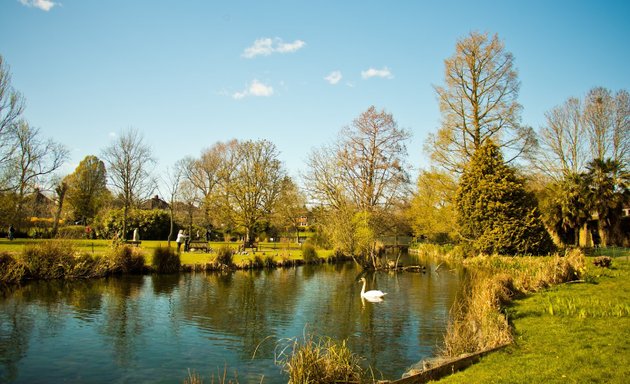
[435,258,630,383]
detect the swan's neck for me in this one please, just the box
[361,280,367,296]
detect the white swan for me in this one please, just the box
[359,277,387,300]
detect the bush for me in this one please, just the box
[108,245,145,274]
[0,252,26,284]
[22,240,76,280]
[215,245,234,267]
[152,247,180,274]
[263,254,276,268]
[302,243,319,263]
[56,225,89,239]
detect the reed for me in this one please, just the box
[276,333,367,384]
[152,246,181,274]
[441,249,586,358]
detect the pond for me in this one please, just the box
[0,256,461,383]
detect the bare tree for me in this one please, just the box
[583,87,629,164]
[5,121,69,227]
[534,87,629,180]
[535,97,587,179]
[426,31,535,172]
[305,106,411,267]
[0,55,25,187]
[102,128,156,239]
[159,161,183,245]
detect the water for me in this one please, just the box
[0,258,460,383]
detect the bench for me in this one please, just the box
[124,240,142,247]
[187,240,210,252]
[238,242,259,252]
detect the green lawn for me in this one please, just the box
[436,259,630,383]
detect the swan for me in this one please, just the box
[359,277,387,300]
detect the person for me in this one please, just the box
[8,225,15,241]
[133,228,140,242]
[176,230,188,253]
[205,228,211,242]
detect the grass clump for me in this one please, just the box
[301,243,319,264]
[108,245,145,274]
[22,240,77,280]
[276,333,367,384]
[215,245,234,267]
[0,252,26,283]
[152,246,180,274]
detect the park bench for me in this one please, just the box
[187,240,210,253]
[238,242,259,253]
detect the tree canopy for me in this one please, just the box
[455,140,553,255]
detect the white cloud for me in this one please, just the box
[19,0,58,11]
[242,38,306,58]
[361,67,394,79]
[324,71,343,85]
[232,79,274,99]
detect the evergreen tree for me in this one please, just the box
[456,140,554,255]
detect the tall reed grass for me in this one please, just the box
[275,333,368,384]
[440,249,586,358]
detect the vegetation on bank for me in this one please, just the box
[0,239,342,284]
[435,258,630,383]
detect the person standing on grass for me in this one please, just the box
[176,230,187,253]
[8,225,15,240]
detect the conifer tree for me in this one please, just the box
[455,140,553,255]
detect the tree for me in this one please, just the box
[455,140,553,255]
[65,155,110,224]
[4,121,69,227]
[159,161,183,245]
[0,55,25,181]
[407,169,457,243]
[427,32,535,172]
[271,176,307,241]
[535,87,629,180]
[215,139,286,246]
[102,128,156,239]
[49,178,68,237]
[583,88,629,165]
[305,106,411,267]
[585,158,629,247]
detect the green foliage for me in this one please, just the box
[95,208,171,240]
[152,247,180,274]
[301,243,319,263]
[455,140,554,255]
[56,225,89,239]
[64,155,110,223]
[215,245,234,266]
[107,245,145,274]
[408,169,457,240]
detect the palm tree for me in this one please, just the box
[585,158,630,246]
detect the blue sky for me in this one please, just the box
[1,0,629,184]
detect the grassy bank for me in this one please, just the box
[436,258,630,383]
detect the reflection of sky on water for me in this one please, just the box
[0,258,460,383]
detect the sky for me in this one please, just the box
[1,0,629,190]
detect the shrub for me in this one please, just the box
[22,240,76,280]
[0,252,26,284]
[301,243,319,263]
[215,245,234,267]
[56,225,88,239]
[108,245,145,274]
[263,254,276,268]
[276,333,366,384]
[152,247,180,274]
